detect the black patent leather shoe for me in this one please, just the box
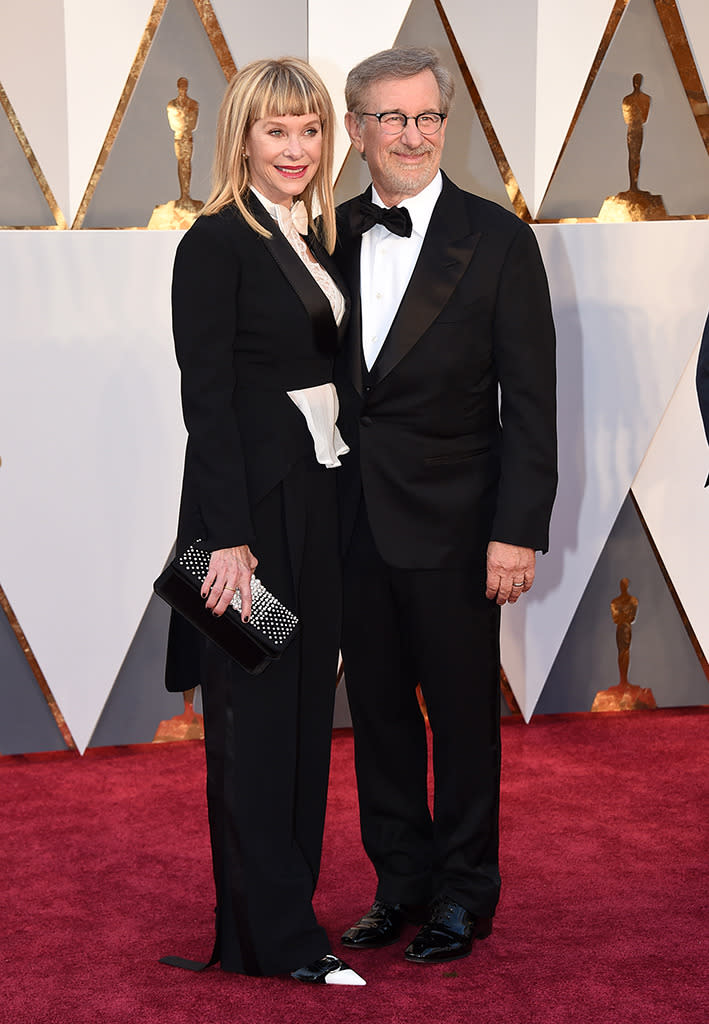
[291,954,366,985]
[404,899,492,964]
[341,899,407,949]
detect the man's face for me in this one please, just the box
[345,70,447,205]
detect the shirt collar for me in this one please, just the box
[250,185,285,223]
[250,186,310,236]
[371,171,442,239]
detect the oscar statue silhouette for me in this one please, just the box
[153,688,205,742]
[148,77,205,230]
[591,578,657,712]
[598,74,668,222]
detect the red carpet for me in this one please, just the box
[3,709,707,1023]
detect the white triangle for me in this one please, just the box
[0,2,69,222]
[64,0,158,226]
[211,0,306,69]
[535,0,621,217]
[676,0,709,101]
[394,0,514,210]
[442,0,537,211]
[308,0,414,179]
[632,335,709,672]
[502,221,709,719]
[0,231,186,752]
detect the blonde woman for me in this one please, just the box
[164,58,362,986]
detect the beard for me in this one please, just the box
[370,143,439,198]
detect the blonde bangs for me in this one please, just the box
[249,66,328,125]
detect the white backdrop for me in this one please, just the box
[1,0,708,750]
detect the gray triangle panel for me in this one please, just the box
[0,605,69,754]
[536,493,709,714]
[83,0,228,228]
[89,587,192,748]
[539,0,709,220]
[0,104,56,226]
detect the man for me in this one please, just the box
[697,313,709,485]
[335,47,557,965]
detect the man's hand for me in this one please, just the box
[486,541,535,606]
[202,545,259,621]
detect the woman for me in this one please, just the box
[164,58,363,986]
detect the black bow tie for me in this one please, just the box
[350,195,413,238]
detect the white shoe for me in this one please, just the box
[291,954,366,986]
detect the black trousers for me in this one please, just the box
[342,500,501,918]
[200,458,340,975]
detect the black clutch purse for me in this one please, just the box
[154,541,299,675]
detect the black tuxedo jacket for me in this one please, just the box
[697,312,709,486]
[166,197,348,691]
[171,197,348,553]
[335,173,557,569]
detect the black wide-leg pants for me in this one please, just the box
[200,458,340,976]
[342,501,502,919]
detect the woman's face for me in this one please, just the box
[244,112,323,208]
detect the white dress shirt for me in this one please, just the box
[250,187,349,468]
[360,171,443,370]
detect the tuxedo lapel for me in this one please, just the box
[308,231,352,346]
[368,179,480,388]
[339,214,364,395]
[250,197,341,355]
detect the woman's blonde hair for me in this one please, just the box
[201,57,337,253]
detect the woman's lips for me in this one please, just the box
[275,165,308,177]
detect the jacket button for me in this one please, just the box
[360,415,373,426]
[364,385,372,393]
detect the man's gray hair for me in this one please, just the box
[345,46,455,115]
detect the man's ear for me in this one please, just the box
[345,112,365,153]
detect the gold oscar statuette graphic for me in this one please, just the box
[598,74,668,222]
[147,77,204,229]
[592,578,658,712]
[153,687,205,742]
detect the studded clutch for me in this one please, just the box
[154,541,299,675]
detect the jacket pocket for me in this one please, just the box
[423,444,490,466]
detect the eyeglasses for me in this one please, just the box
[359,111,447,136]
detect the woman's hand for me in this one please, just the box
[201,545,259,621]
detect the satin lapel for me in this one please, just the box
[338,198,365,396]
[368,181,481,388]
[308,231,351,345]
[250,197,339,355]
